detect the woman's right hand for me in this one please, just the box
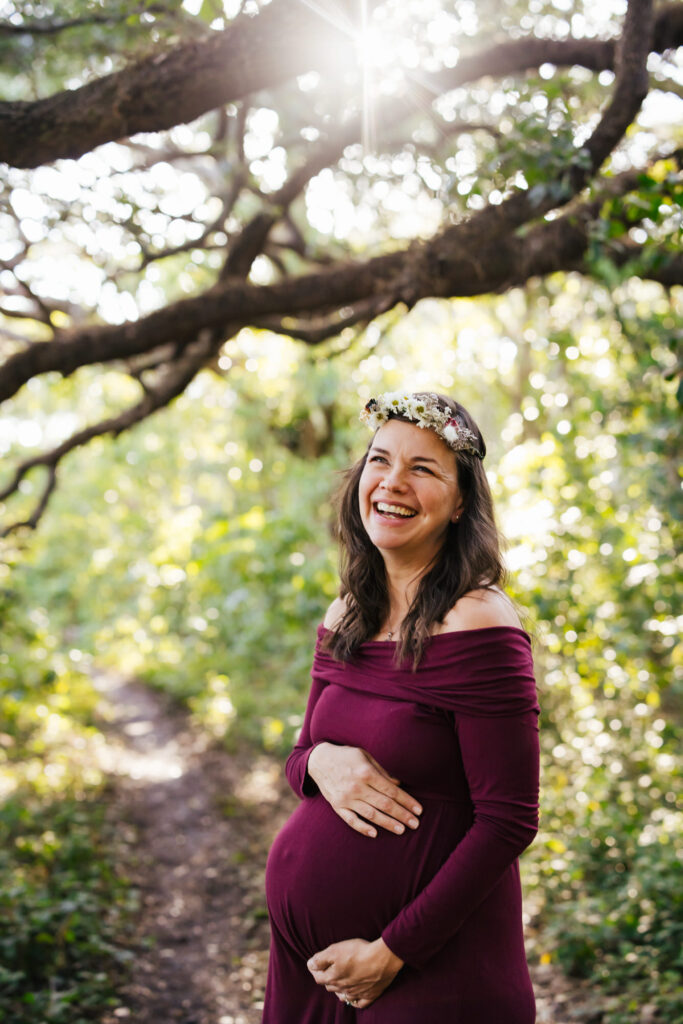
[306,743,422,838]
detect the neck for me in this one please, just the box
[382,550,433,624]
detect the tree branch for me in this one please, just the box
[138,174,245,269]
[2,3,679,535]
[218,0,661,294]
[0,0,358,168]
[423,3,682,96]
[579,0,654,182]
[1,2,680,170]
[1,168,680,534]
[0,335,215,536]
[402,0,654,291]
[220,120,362,278]
[2,147,679,407]
[254,294,396,345]
[0,5,170,36]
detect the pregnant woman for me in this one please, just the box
[262,392,540,1023]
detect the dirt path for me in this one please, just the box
[93,670,604,1024]
[94,670,291,1024]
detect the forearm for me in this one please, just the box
[382,712,539,968]
[382,807,536,966]
[284,676,328,798]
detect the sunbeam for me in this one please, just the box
[296,0,356,38]
[360,0,375,153]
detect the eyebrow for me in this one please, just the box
[370,446,441,464]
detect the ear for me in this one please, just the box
[450,503,464,523]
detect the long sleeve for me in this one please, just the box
[285,672,328,798]
[381,709,540,968]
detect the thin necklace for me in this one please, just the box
[385,610,404,640]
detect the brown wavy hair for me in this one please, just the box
[323,393,506,668]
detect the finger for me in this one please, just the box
[307,953,333,972]
[319,971,349,993]
[350,799,412,835]
[336,991,365,1005]
[355,788,422,831]
[308,968,330,985]
[359,764,423,819]
[309,968,339,987]
[308,965,331,981]
[337,806,378,838]
[340,991,374,1008]
[312,969,343,988]
[371,780,423,819]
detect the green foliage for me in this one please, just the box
[0,794,132,1024]
[0,1,198,102]
[496,278,682,1021]
[0,583,131,1022]
[137,454,341,749]
[588,157,683,282]
[1,1,681,1019]
[542,838,682,1020]
[2,282,681,1021]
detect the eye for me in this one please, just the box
[369,455,388,464]
[413,464,433,474]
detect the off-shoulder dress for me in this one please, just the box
[262,625,540,1023]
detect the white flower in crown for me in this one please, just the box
[442,423,459,444]
[382,391,405,410]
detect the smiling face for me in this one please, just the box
[358,418,464,567]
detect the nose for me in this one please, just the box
[380,463,408,491]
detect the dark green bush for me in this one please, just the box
[0,790,134,1023]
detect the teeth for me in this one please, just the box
[376,502,417,518]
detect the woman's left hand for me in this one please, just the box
[307,937,404,1009]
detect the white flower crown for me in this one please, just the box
[360,392,484,459]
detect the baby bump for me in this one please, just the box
[265,795,465,958]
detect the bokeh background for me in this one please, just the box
[1,1,681,1021]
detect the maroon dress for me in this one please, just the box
[263,625,540,1023]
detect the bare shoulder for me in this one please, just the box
[323,594,349,631]
[439,587,522,633]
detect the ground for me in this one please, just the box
[93,671,606,1024]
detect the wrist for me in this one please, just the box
[372,938,404,973]
[306,742,331,783]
